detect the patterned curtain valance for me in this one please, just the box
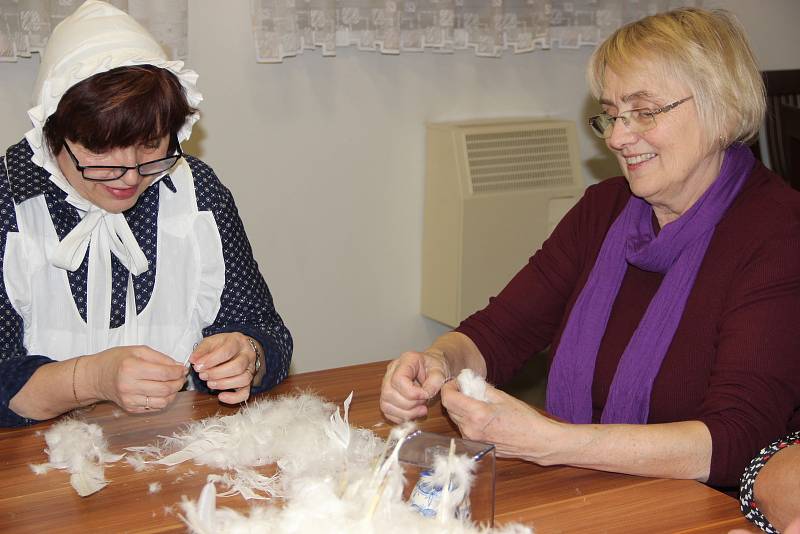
[0,0,188,62]
[0,0,702,65]
[250,0,702,63]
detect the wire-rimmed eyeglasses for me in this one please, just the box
[587,96,693,139]
[62,139,183,182]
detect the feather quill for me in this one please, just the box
[428,439,476,522]
[325,391,353,449]
[197,480,217,528]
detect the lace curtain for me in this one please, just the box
[0,0,702,64]
[251,0,701,63]
[0,0,188,61]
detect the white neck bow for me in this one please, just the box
[51,192,149,275]
[50,191,148,352]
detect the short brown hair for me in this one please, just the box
[587,8,765,148]
[43,65,195,154]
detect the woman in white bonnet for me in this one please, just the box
[0,0,292,425]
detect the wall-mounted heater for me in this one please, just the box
[421,118,584,327]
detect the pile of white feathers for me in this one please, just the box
[31,419,123,496]
[34,374,531,534]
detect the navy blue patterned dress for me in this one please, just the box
[0,139,292,426]
[739,431,800,532]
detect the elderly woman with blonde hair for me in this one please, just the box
[381,7,800,489]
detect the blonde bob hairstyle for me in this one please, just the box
[587,7,765,149]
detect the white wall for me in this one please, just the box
[1,0,799,373]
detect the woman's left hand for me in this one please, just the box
[189,333,262,404]
[440,380,561,464]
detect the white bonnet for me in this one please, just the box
[25,0,202,177]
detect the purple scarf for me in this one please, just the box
[545,144,755,424]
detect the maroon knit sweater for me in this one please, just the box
[455,162,800,487]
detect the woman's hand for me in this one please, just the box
[440,380,561,463]
[442,380,713,480]
[92,345,188,413]
[380,349,451,423]
[188,333,263,404]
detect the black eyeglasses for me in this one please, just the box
[62,140,183,182]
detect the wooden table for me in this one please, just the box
[0,361,752,533]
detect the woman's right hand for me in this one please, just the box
[87,346,188,413]
[380,349,451,423]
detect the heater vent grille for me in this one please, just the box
[465,127,574,193]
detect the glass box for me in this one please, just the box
[399,430,496,526]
